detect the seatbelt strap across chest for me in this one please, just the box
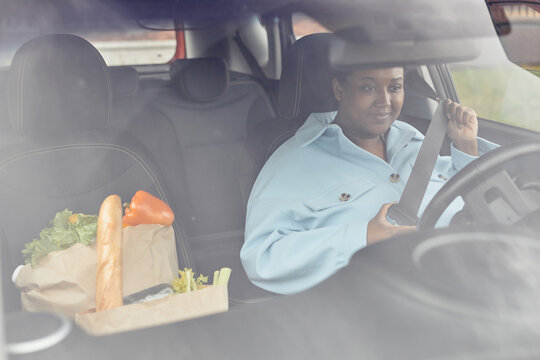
[387,99,449,226]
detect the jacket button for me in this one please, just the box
[339,193,351,202]
[390,173,400,183]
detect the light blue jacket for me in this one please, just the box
[241,111,497,294]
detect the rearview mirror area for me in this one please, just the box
[329,35,482,70]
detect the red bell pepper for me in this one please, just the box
[123,190,175,227]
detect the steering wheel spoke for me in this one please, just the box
[462,169,535,225]
[418,141,540,230]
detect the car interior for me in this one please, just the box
[0,26,447,313]
[2,0,540,358]
[0,29,280,311]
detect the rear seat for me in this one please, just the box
[108,65,153,131]
[125,57,277,304]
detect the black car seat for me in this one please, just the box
[0,34,191,312]
[108,66,143,126]
[125,57,277,305]
[242,33,338,197]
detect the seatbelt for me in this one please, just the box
[233,31,279,111]
[387,71,449,226]
[233,31,269,81]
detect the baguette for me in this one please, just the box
[95,194,123,311]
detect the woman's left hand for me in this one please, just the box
[444,99,478,156]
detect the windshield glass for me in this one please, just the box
[3,0,540,349]
[449,43,540,131]
[449,3,540,131]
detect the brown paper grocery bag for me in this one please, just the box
[76,285,228,336]
[15,224,178,317]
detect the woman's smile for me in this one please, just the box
[368,112,392,121]
[332,67,405,144]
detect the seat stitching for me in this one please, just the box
[16,47,29,136]
[232,80,277,118]
[293,42,305,118]
[90,37,112,127]
[265,130,295,160]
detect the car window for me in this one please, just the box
[292,12,331,39]
[81,22,177,66]
[0,20,177,67]
[490,3,540,76]
[448,4,540,131]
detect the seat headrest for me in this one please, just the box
[7,34,111,137]
[170,58,228,102]
[278,33,338,121]
[109,66,139,99]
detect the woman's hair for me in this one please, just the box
[332,70,351,85]
[332,66,406,85]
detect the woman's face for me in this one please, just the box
[333,67,404,139]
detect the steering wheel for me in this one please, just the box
[417,141,540,230]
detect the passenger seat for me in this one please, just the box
[0,34,190,312]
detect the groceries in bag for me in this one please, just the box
[22,209,97,267]
[123,190,174,227]
[14,191,179,316]
[95,194,123,311]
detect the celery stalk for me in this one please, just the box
[217,267,231,286]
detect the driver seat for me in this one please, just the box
[244,33,338,180]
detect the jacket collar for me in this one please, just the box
[295,111,422,162]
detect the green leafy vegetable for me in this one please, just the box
[172,268,208,293]
[172,267,231,294]
[22,209,98,266]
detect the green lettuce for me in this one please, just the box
[172,268,208,293]
[171,267,231,294]
[22,209,98,266]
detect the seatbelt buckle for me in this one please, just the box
[386,203,418,226]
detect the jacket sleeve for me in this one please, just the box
[428,137,499,180]
[241,196,368,295]
[449,137,499,173]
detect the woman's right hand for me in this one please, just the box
[367,203,416,245]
